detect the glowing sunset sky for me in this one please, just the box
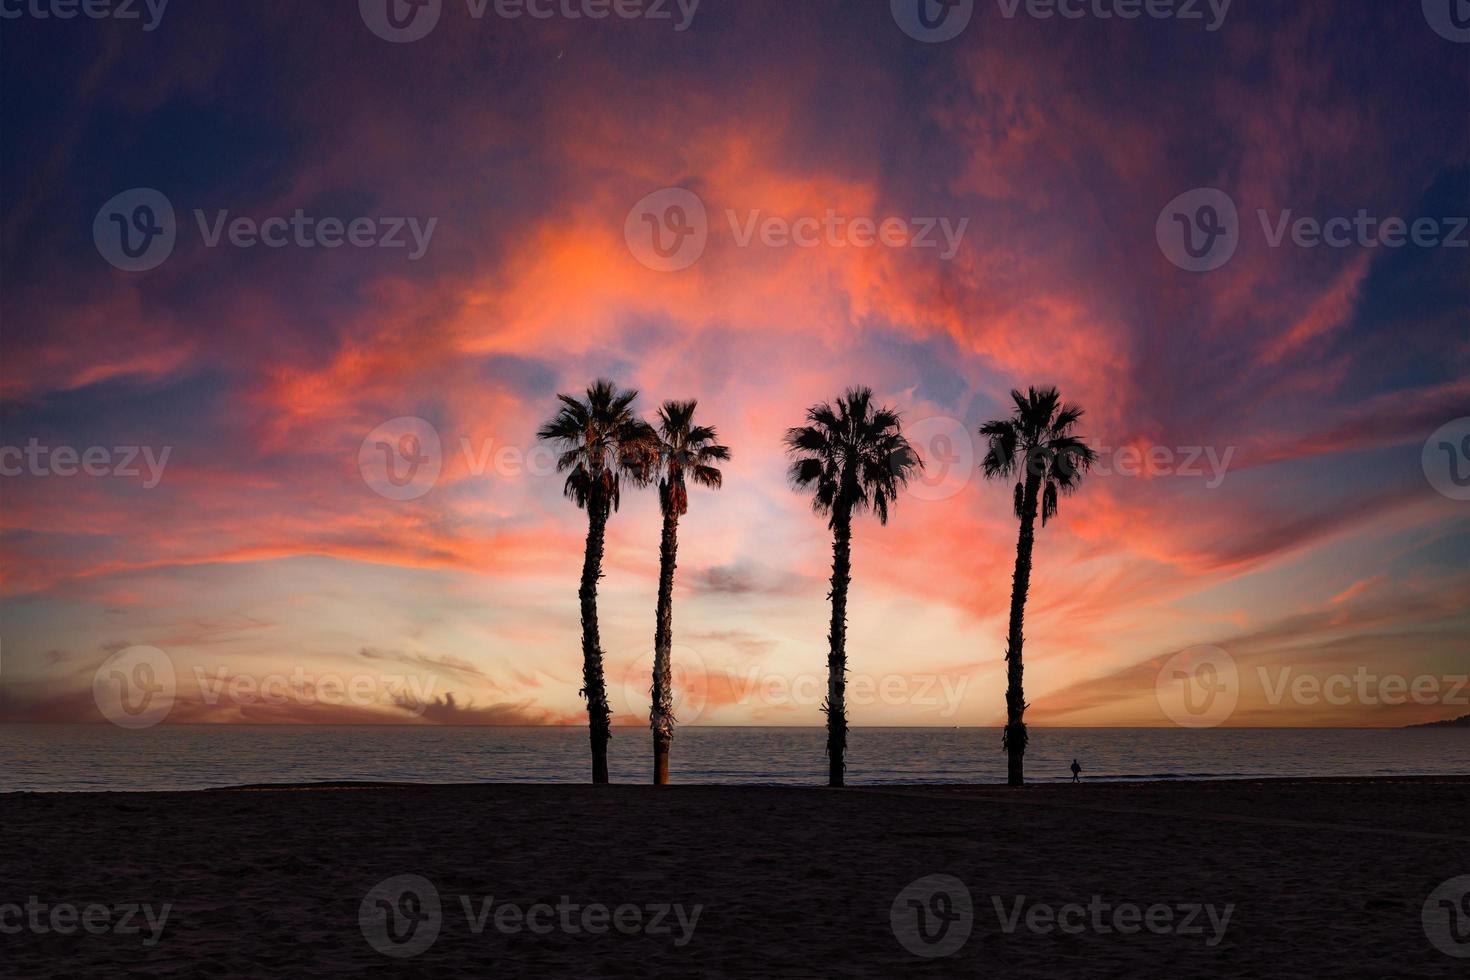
[1,1,1466,729]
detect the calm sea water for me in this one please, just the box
[1,725,1466,792]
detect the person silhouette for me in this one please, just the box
[1070,758,1082,783]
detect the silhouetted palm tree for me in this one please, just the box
[785,388,923,787]
[980,386,1097,786]
[538,380,656,784]
[647,400,730,785]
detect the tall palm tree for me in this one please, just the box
[537,379,656,784]
[785,388,923,787]
[647,400,730,785]
[979,386,1097,786]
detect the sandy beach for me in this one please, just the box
[2,777,1467,977]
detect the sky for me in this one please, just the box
[1,0,1467,730]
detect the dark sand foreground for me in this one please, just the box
[2,778,1467,978]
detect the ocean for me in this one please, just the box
[1,724,1465,792]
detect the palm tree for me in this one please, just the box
[537,379,656,784]
[979,386,1097,786]
[785,388,923,787]
[647,400,730,785]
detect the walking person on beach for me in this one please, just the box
[1070,758,1082,783]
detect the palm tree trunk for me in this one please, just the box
[826,504,853,787]
[580,497,612,784]
[1003,474,1041,786]
[650,507,679,785]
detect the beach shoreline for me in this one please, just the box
[3,778,1466,976]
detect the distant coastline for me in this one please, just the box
[1407,713,1470,728]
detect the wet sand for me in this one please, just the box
[2,777,1467,977]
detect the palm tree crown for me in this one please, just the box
[980,386,1097,526]
[652,400,730,517]
[536,379,657,511]
[784,387,923,526]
